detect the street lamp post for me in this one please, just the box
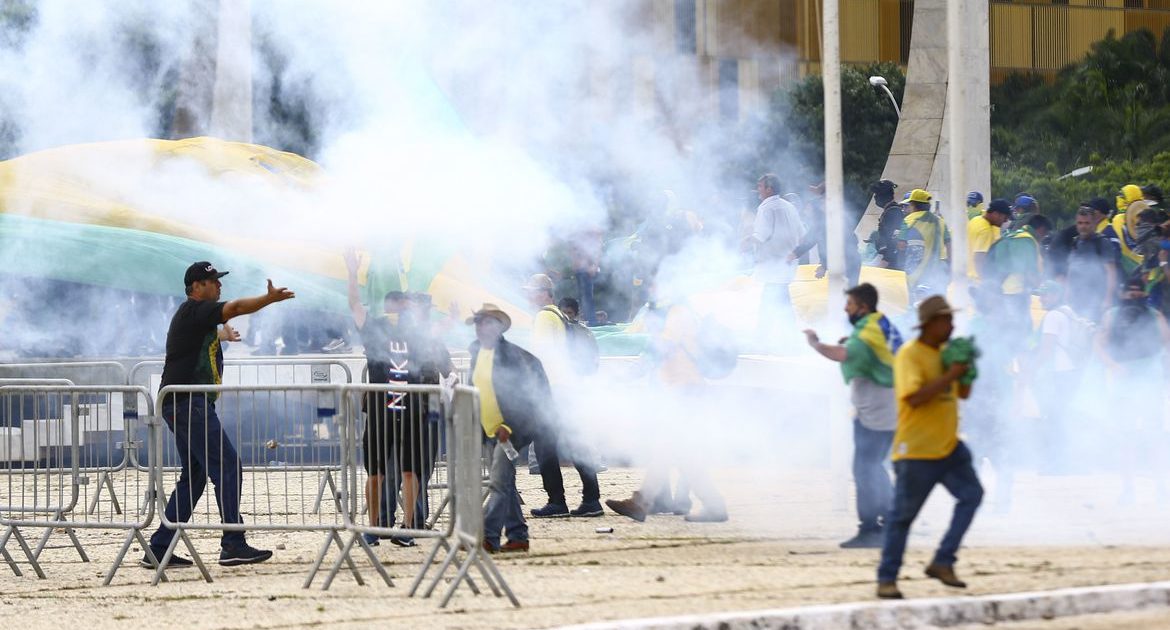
[868,76,901,118]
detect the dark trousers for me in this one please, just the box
[878,441,983,582]
[853,420,894,532]
[576,270,597,326]
[150,398,246,549]
[535,431,600,506]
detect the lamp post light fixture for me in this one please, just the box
[868,76,901,118]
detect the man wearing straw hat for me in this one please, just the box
[877,295,983,599]
[467,303,556,553]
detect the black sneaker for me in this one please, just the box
[388,535,416,548]
[139,547,193,569]
[839,530,884,549]
[530,502,570,518]
[219,543,273,566]
[569,501,604,517]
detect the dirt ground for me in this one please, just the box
[4,465,1170,630]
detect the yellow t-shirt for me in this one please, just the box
[966,214,1000,280]
[533,306,569,384]
[472,348,508,438]
[892,339,958,461]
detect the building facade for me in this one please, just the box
[627,0,1170,121]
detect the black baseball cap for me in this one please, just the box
[870,179,897,194]
[1086,197,1112,215]
[986,199,1012,216]
[184,261,229,286]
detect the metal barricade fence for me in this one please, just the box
[408,385,517,607]
[130,358,356,514]
[313,382,452,591]
[0,385,155,585]
[148,383,351,585]
[0,361,128,387]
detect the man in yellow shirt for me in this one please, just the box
[521,274,602,519]
[468,303,556,553]
[877,296,983,600]
[967,199,1011,281]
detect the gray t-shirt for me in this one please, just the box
[851,376,897,431]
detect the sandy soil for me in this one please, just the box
[4,465,1170,629]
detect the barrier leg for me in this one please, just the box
[438,542,480,608]
[125,529,168,584]
[476,550,519,607]
[33,513,89,563]
[0,525,24,577]
[312,470,342,514]
[102,528,140,586]
[407,537,449,597]
[321,532,366,591]
[4,525,46,579]
[87,471,123,516]
[426,491,451,530]
[303,530,339,589]
[422,539,462,598]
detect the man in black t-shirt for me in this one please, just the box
[344,251,452,548]
[144,261,294,570]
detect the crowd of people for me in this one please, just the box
[143,169,1169,600]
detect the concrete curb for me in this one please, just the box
[558,581,1170,629]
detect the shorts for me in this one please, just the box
[360,393,439,477]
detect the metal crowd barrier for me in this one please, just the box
[148,383,350,585]
[409,385,517,607]
[0,385,155,585]
[145,382,515,606]
[0,361,128,387]
[312,383,451,590]
[129,358,356,515]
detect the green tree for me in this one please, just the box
[739,62,904,219]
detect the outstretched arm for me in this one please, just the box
[802,329,847,362]
[343,248,369,330]
[222,280,295,322]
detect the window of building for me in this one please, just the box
[719,59,738,121]
[675,0,697,54]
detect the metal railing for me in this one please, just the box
[0,385,155,585]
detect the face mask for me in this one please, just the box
[386,313,400,326]
[1122,296,1147,309]
[848,311,864,326]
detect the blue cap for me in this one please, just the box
[1014,195,1037,209]
[967,191,983,205]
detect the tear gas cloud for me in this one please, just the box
[0,0,1166,546]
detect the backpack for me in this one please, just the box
[691,315,739,379]
[1052,306,1095,365]
[1107,302,1162,362]
[542,306,600,375]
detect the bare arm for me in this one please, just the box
[343,249,368,330]
[904,363,967,408]
[221,280,295,322]
[802,329,847,362]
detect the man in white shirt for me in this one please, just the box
[748,173,806,351]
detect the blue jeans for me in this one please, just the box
[483,440,529,546]
[853,420,894,532]
[877,441,983,582]
[150,397,246,549]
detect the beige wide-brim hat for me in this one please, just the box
[521,273,554,292]
[914,295,959,328]
[465,303,512,332]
